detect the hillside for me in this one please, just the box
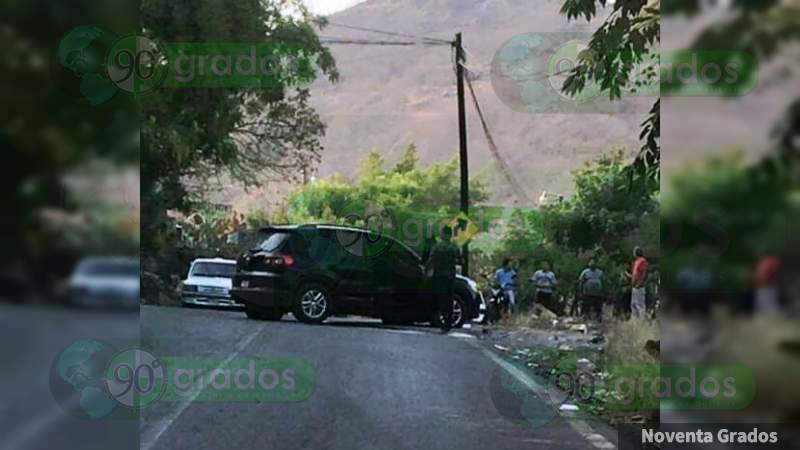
[309,0,646,204]
[205,0,649,211]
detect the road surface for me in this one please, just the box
[140,305,616,450]
[0,303,139,450]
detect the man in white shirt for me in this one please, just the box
[531,260,557,308]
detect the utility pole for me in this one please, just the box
[454,32,469,276]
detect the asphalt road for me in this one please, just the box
[0,303,139,450]
[140,306,616,450]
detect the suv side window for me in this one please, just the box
[381,238,422,278]
[392,245,420,268]
[300,228,353,268]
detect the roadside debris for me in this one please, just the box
[532,304,558,320]
[576,357,596,373]
[569,323,588,334]
[481,312,660,427]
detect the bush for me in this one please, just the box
[261,143,489,253]
[475,150,659,308]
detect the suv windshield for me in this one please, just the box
[253,231,290,252]
[191,262,236,278]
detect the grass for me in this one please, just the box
[602,314,659,366]
[496,311,554,329]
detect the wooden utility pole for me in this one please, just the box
[454,32,469,276]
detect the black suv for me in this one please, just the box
[231,225,482,327]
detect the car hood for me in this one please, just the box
[183,276,233,289]
[456,274,479,294]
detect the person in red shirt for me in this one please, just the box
[754,254,782,316]
[628,247,648,319]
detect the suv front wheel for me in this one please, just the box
[432,294,466,329]
[293,283,331,324]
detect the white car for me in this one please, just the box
[65,257,140,308]
[180,258,241,308]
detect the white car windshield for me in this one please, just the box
[77,259,140,277]
[191,262,236,278]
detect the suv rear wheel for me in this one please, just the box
[293,283,331,324]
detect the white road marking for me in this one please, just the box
[382,328,428,336]
[140,327,263,450]
[476,344,617,450]
[448,331,477,339]
[381,328,477,339]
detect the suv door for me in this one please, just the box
[374,239,430,317]
[319,229,378,315]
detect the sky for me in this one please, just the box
[305,0,366,15]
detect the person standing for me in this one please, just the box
[431,225,459,333]
[531,260,557,310]
[754,253,782,317]
[613,271,632,319]
[578,259,604,321]
[494,258,518,315]
[628,247,649,320]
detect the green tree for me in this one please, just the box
[359,150,385,180]
[1,1,139,258]
[393,143,419,174]
[266,146,488,252]
[559,0,660,181]
[140,0,338,251]
[661,153,796,292]
[542,149,658,257]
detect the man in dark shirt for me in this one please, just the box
[430,225,459,333]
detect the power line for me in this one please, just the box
[463,70,532,205]
[323,21,453,45]
[460,46,491,72]
[319,35,451,46]
[457,59,574,82]
[319,36,421,46]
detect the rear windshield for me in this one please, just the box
[190,262,236,278]
[253,231,290,252]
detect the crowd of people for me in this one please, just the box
[669,250,789,319]
[424,224,656,331]
[491,247,652,323]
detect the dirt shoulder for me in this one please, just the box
[468,311,660,426]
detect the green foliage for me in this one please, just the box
[661,153,798,291]
[141,0,338,251]
[559,0,660,180]
[1,0,139,256]
[393,143,419,174]
[542,149,658,257]
[256,143,488,252]
[174,205,245,258]
[477,149,658,301]
[36,207,139,257]
[560,0,660,101]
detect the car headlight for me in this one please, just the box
[182,284,198,293]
